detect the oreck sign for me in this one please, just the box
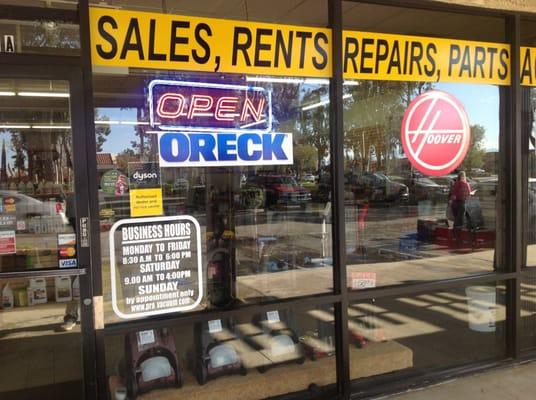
[89,6,525,85]
[149,80,292,168]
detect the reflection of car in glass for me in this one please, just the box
[245,175,311,209]
[391,176,449,203]
[430,174,479,193]
[0,190,59,219]
[301,174,316,183]
[345,172,409,203]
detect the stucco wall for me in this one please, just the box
[433,0,535,12]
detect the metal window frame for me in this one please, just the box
[0,1,531,400]
[0,58,97,399]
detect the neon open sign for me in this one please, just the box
[149,80,272,133]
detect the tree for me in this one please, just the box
[460,124,486,172]
[293,144,318,175]
[115,148,137,173]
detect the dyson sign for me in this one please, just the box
[149,80,293,167]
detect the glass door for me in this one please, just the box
[0,69,91,400]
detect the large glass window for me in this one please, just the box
[92,0,333,321]
[522,19,536,266]
[0,78,83,399]
[104,304,337,399]
[348,283,506,385]
[0,19,79,55]
[343,3,506,289]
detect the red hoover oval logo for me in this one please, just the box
[401,90,471,176]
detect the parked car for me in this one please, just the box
[245,175,312,209]
[391,175,449,203]
[344,172,409,203]
[300,174,317,183]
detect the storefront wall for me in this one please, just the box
[0,1,535,400]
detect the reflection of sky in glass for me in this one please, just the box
[436,83,500,152]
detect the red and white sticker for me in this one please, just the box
[401,90,471,176]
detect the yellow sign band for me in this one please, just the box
[91,7,535,87]
[89,7,331,78]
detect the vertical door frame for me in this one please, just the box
[0,57,98,400]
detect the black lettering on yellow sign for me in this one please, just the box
[96,15,213,65]
[344,37,437,78]
[90,7,331,77]
[231,26,327,70]
[521,47,536,86]
[448,44,509,80]
[90,7,518,85]
[342,31,511,84]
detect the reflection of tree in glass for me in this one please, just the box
[22,20,79,50]
[300,87,330,173]
[293,144,318,175]
[460,124,486,172]
[115,148,137,174]
[343,81,432,173]
[94,112,111,153]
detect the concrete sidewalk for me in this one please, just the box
[386,361,536,400]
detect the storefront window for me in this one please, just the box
[342,3,506,289]
[348,283,506,385]
[521,271,536,351]
[0,78,83,398]
[522,19,536,267]
[0,19,79,55]
[104,304,337,399]
[92,1,333,323]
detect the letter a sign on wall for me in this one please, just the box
[401,90,471,176]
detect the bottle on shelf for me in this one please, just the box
[2,283,14,309]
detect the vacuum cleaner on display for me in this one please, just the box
[193,318,247,385]
[124,328,183,398]
[247,309,305,373]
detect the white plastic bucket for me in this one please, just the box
[465,286,496,332]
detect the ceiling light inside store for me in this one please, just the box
[301,93,352,111]
[246,77,330,85]
[119,121,149,125]
[0,91,16,96]
[0,124,31,129]
[18,91,70,98]
[32,125,71,129]
[245,77,359,86]
[95,120,120,125]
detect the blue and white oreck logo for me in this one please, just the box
[150,80,293,168]
[158,131,293,167]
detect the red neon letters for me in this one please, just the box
[150,81,271,132]
[156,93,265,123]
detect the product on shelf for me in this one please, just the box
[245,310,306,373]
[27,277,47,305]
[124,328,183,399]
[192,318,247,385]
[55,276,72,302]
[2,283,14,309]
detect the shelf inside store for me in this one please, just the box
[0,268,85,279]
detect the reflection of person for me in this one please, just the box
[450,171,472,231]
